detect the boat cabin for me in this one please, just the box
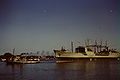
[75,46,93,53]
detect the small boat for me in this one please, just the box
[6,56,40,64]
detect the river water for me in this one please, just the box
[0,60,119,80]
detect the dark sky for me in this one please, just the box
[0,0,119,54]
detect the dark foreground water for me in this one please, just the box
[0,60,120,80]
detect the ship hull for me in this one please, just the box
[55,56,120,63]
[6,60,40,64]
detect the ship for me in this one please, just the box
[54,41,120,62]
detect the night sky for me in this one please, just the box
[0,0,119,54]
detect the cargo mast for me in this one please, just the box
[71,41,74,52]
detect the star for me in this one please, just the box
[109,10,113,13]
[43,9,48,13]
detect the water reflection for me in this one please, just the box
[55,61,119,80]
[5,63,24,80]
[0,60,119,80]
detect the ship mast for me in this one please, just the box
[100,40,102,52]
[87,39,90,46]
[71,41,74,52]
[94,40,97,53]
[105,40,108,51]
[13,48,15,55]
[85,39,90,47]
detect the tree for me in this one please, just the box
[3,53,14,62]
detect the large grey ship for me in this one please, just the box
[54,41,120,61]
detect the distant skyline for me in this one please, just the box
[0,0,119,54]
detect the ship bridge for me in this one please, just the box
[75,46,94,56]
